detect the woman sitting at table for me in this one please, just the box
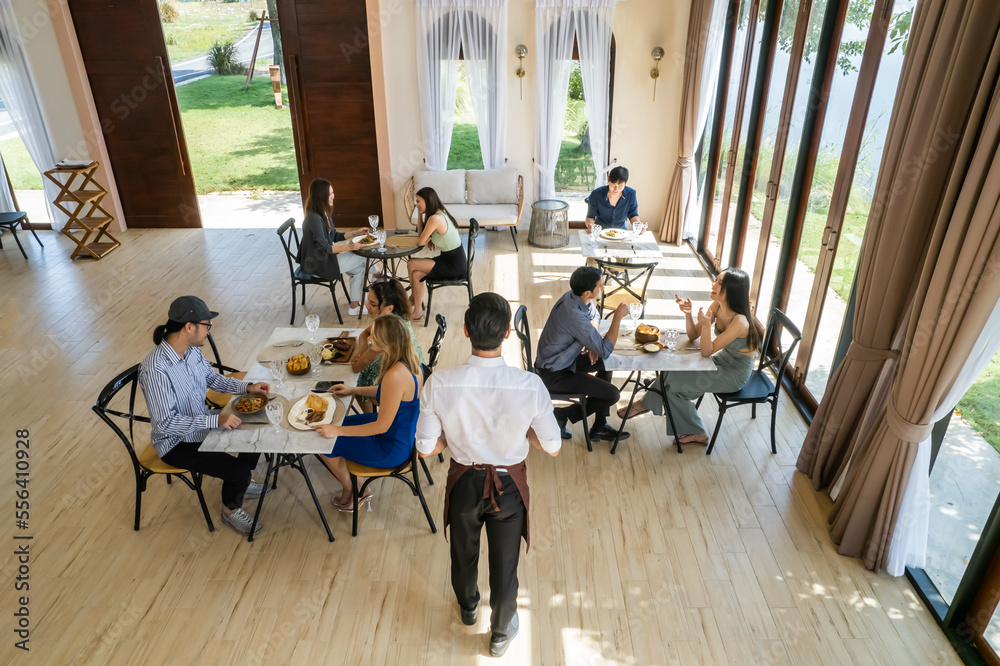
[299,177,371,316]
[406,186,467,322]
[351,278,425,413]
[585,166,641,232]
[617,268,763,445]
[312,315,423,510]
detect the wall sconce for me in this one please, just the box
[515,44,528,100]
[650,46,664,101]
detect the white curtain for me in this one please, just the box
[460,0,507,169]
[574,0,615,190]
[884,295,1000,576]
[0,0,61,221]
[684,0,729,240]
[416,0,463,170]
[535,0,614,200]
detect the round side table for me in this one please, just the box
[527,199,570,248]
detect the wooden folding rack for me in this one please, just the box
[43,161,120,260]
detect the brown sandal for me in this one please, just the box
[617,402,650,420]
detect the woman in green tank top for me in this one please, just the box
[407,186,468,322]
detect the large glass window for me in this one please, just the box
[447,62,485,170]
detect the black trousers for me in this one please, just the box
[449,469,524,638]
[161,442,260,511]
[536,354,620,427]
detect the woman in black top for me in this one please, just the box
[298,178,370,315]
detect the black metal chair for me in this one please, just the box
[424,218,479,327]
[513,305,593,452]
[593,257,658,319]
[345,444,437,537]
[0,211,43,260]
[92,365,214,532]
[277,218,351,325]
[426,314,448,372]
[204,333,247,409]
[697,308,802,455]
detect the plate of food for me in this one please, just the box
[357,234,377,245]
[286,353,311,375]
[642,342,664,353]
[287,393,342,431]
[232,393,268,415]
[599,228,631,241]
[321,336,356,363]
[635,323,660,343]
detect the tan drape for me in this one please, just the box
[795,0,1000,491]
[659,0,717,245]
[832,31,1000,569]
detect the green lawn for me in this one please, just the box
[957,354,1000,455]
[175,75,297,193]
[447,124,484,171]
[161,0,267,62]
[0,137,43,190]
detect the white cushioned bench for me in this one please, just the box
[403,167,525,250]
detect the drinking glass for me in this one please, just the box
[268,359,285,391]
[665,330,679,351]
[304,314,320,342]
[368,215,379,234]
[308,343,323,374]
[375,229,387,253]
[631,219,646,237]
[265,400,283,434]
[628,302,642,329]
[591,224,602,242]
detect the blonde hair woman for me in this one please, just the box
[312,315,423,510]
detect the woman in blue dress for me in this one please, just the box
[312,314,423,510]
[618,268,763,445]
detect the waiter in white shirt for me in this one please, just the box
[417,293,562,658]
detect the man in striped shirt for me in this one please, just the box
[139,296,272,536]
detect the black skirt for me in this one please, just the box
[422,246,467,281]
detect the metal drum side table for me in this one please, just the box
[527,199,570,248]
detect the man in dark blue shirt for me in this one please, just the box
[585,166,640,231]
[534,266,631,442]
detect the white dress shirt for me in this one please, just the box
[416,355,562,465]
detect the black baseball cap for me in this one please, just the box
[167,296,219,324]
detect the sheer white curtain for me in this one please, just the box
[416,0,463,170]
[0,0,61,220]
[573,0,615,189]
[460,0,507,169]
[884,295,1000,576]
[534,0,594,199]
[685,0,729,240]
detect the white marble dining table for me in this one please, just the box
[200,326,365,542]
[578,229,663,260]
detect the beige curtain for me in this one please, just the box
[658,0,719,244]
[796,0,1000,491]
[831,28,1000,570]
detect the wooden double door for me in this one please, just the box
[68,0,382,228]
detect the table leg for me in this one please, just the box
[293,454,335,542]
[247,453,275,543]
[360,257,373,320]
[611,371,642,455]
[659,372,683,453]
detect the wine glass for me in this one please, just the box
[304,314,320,342]
[368,214,379,234]
[375,229,387,253]
[664,329,679,351]
[591,224,602,242]
[308,343,323,374]
[628,302,642,330]
[265,400,283,434]
[268,359,285,391]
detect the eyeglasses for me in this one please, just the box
[196,321,213,331]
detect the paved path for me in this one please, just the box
[172,21,274,85]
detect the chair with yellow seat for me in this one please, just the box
[594,257,658,319]
[345,445,436,537]
[93,364,215,532]
[204,333,247,409]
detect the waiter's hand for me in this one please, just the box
[219,413,242,430]
[585,219,595,231]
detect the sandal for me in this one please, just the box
[333,490,374,512]
[677,434,709,445]
[617,402,650,420]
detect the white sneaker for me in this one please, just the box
[347,304,369,316]
[221,508,263,536]
[244,481,273,500]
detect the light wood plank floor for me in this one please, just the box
[0,228,960,664]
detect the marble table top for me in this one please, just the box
[200,327,363,454]
[579,229,663,259]
[599,319,718,373]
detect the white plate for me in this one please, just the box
[599,229,631,241]
[287,393,338,431]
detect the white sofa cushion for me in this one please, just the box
[466,167,518,205]
[410,203,518,228]
[413,169,466,204]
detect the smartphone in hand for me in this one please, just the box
[313,380,344,392]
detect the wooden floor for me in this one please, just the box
[0,227,960,665]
